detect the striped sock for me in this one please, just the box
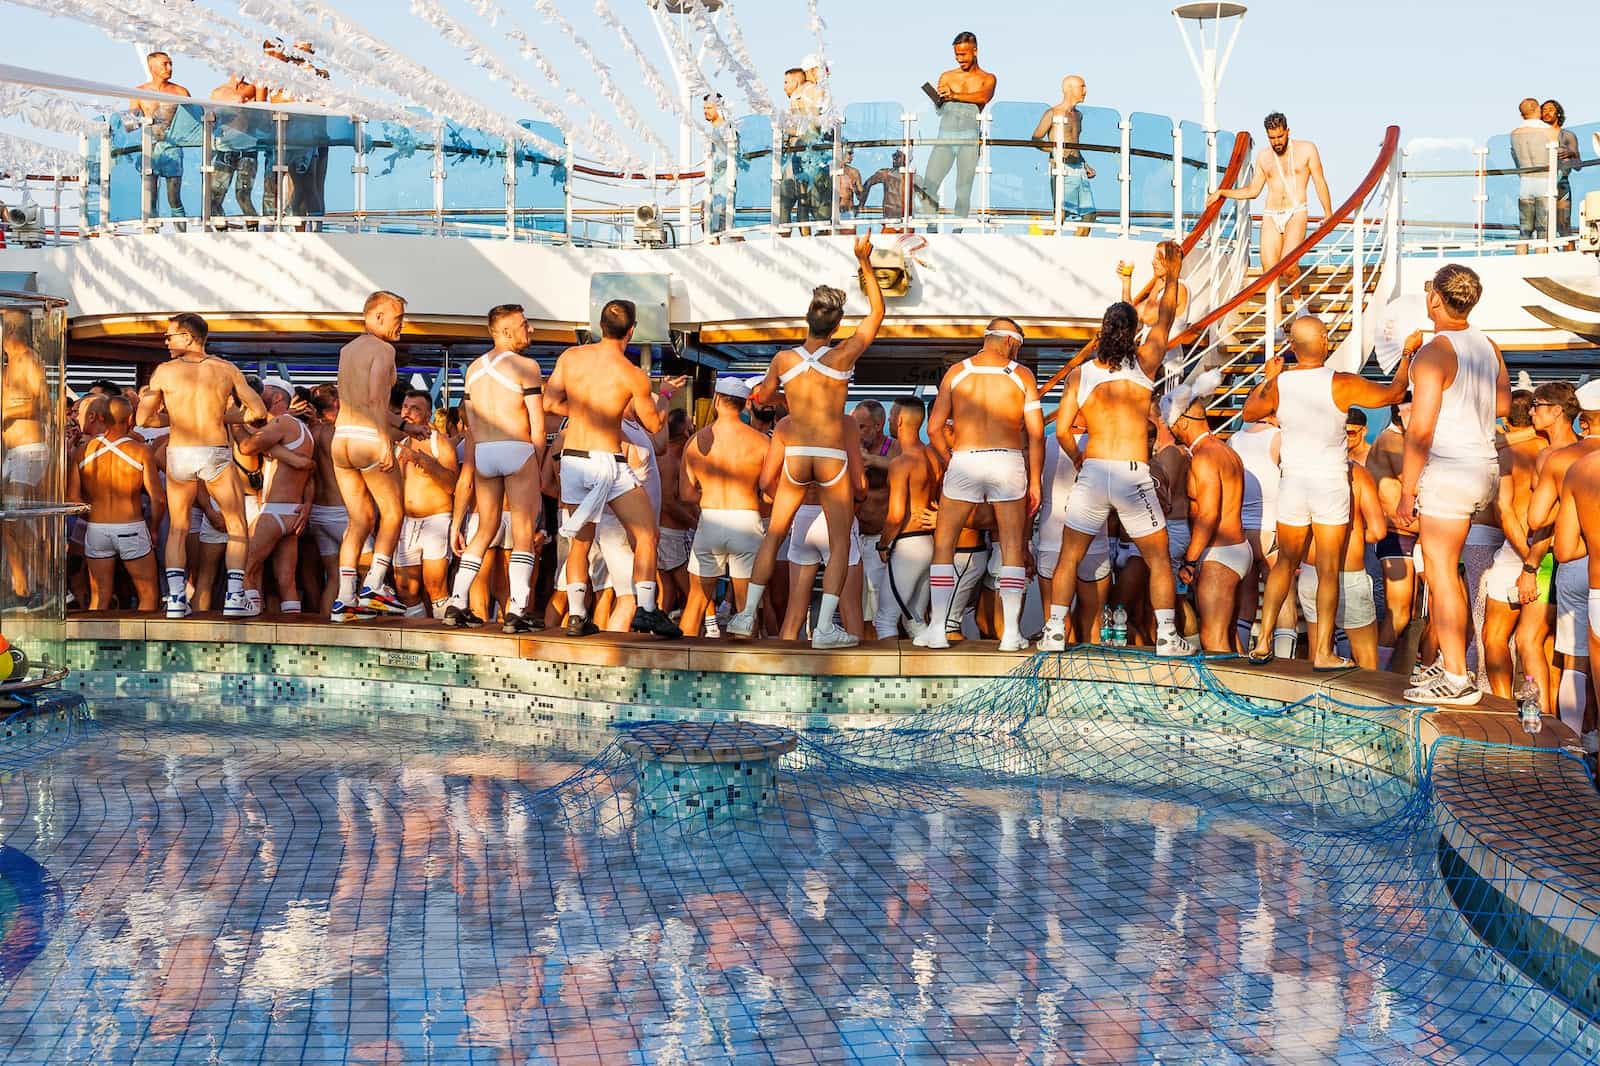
[928,564,957,635]
[363,553,392,592]
[998,565,1027,640]
[508,551,537,612]
[449,555,483,608]
[226,569,245,597]
[165,568,186,599]
[338,568,358,605]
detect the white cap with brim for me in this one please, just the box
[261,375,294,397]
[1576,379,1600,412]
[715,376,753,400]
[800,54,820,71]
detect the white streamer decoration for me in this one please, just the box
[802,0,838,123]
[684,0,773,116]
[0,130,85,178]
[528,0,678,170]
[716,0,774,115]
[0,86,100,138]
[648,3,710,103]
[592,0,701,128]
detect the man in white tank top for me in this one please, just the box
[1240,315,1414,670]
[1399,265,1511,706]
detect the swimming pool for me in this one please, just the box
[0,664,1591,1064]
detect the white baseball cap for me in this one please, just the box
[261,375,294,397]
[714,376,752,399]
[1576,379,1600,411]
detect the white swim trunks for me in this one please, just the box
[1276,472,1351,529]
[308,504,348,556]
[787,503,862,567]
[559,450,643,536]
[84,520,153,561]
[1554,558,1589,656]
[943,448,1027,504]
[167,445,234,484]
[1296,564,1378,629]
[689,509,766,580]
[1418,457,1498,521]
[1483,540,1526,605]
[396,511,453,567]
[475,439,538,479]
[2,442,48,488]
[658,526,694,572]
[1063,459,1165,541]
[1199,539,1254,580]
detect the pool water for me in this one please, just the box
[0,689,1571,1063]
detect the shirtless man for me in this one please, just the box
[921,318,1044,651]
[680,377,768,638]
[1480,391,1543,699]
[1032,74,1096,231]
[545,299,679,639]
[1367,401,1420,656]
[1119,251,1189,333]
[1164,372,1250,654]
[2,309,49,600]
[304,384,347,614]
[1556,449,1600,747]
[861,151,931,224]
[657,409,698,615]
[729,236,884,647]
[1210,113,1333,298]
[68,396,165,611]
[921,31,997,224]
[1241,316,1413,669]
[1399,265,1511,706]
[329,291,410,622]
[1041,244,1189,655]
[444,304,545,632]
[207,73,263,222]
[875,397,941,639]
[130,51,191,226]
[137,313,268,618]
[1296,461,1388,670]
[237,377,315,613]
[1520,381,1600,735]
[393,390,458,618]
[853,400,900,638]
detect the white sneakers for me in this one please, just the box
[997,633,1031,653]
[912,627,951,650]
[1036,622,1067,653]
[811,622,859,650]
[1155,632,1196,657]
[725,609,757,638]
[1404,670,1482,707]
[164,595,190,619]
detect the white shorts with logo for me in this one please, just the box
[1063,459,1164,541]
[1418,457,1498,521]
[1554,558,1589,656]
[943,448,1027,504]
[658,526,694,572]
[689,509,766,580]
[1277,471,1351,528]
[396,512,452,567]
[84,520,153,561]
[787,504,861,567]
[559,451,642,508]
[1296,565,1378,629]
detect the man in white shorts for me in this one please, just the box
[922,318,1045,651]
[1556,446,1600,750]
[1241,315,1414,670]
[1034,427,1112,642]
[1398,266,1511,705]
[1295,460,1387,669]
[876,397,943,640]
[68,395,165,611]
[680,377,769,637]
[393,389,458,618]
[594,413,665,633]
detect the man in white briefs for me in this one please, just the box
[1241,315,1414,670]
[1210,112,1333,297]
[921,318,1045,651]
[444,303,545,633]
[1399,265,1511,706]
[1041,243,1188,655]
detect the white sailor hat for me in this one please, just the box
[799,54,821,71]
[261,375,294,397]
[714,376,753,400]
[1577,379,1600,411]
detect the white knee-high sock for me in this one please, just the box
[566,582,590,619]
[449,555,482,607]
[928,564,956,634]
[742,582,766,616]
[165,568,186,599]
[818,592,840,630]
[508,551,536,612]
[338,568,358,605]
[1558,668,1589,735]
[998,566,1026,639]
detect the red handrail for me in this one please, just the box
[1172,125,1400,347]
[1035,131,1254,402]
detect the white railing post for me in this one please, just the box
[724,125,738,234]
[1473,145,1487,252]
[829,119,841,234]
[901,111,916,231]
[503,135,517,241]
[771,117,784,236]
[562,146,575,245]
[1546,139,1560,251]
[199,110,214,231]
[1171,120,1184,238]
[432,121,446,237]
[1264,279,1278,358]
[51,174,62,246]
[96,124,110,237]
[1118,116,1132,237]
[139,116,152,231]
[352,118,367,234]
[1351,197,1365,361]
[272,111,288,231]
[1052,114,1065,233]
[977,110,992,232]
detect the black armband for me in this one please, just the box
[522,386,543,396]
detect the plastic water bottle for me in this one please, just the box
[1519,678,1542,736]
[1099,605,1114,644]
[1111,605,1129,647]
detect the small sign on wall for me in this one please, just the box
[378,650,430,671]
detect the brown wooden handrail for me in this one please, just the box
[1035,130,1254,403]
[1171,125,1401,348]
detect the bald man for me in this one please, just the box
[1240,315,1414,669]
[1032,75,1095,230]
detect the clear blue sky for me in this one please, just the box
[3,0,1598,192]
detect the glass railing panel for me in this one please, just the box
[910,103,980,225]
[436,120,508,235]
[839,102,903,228]
[1071,105,1122,231]
[1486,131,1552,246]
[1555,120,1596,242]
[1401,138,1481,247]
[775,108,834,231]
[1178,120,1211,229]
[732,114,773,230]
[1129,112,1176,237]
[515,119,567,240]
[985,100,1052,231]
[362,116,441,234]
[205,104,275,226]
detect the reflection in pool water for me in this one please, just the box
[0,689,1572,1063]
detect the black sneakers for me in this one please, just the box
[631,607,683,639]
[443,604,484,629]
[502,612,543,635]
[565,614,600,637]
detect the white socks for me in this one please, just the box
[1154,607,1177,639]
[431,598,449,618]
[567,582,589,620]
[1047,603,1068,628]
[1273,627,1297,659]
[998,566,1026,639]
[818,592,840,631]
[338,568,359,605]
[1558,668,1588,735]
[509,551,536,612]
[165,568,185,599]
[363,553,391,592]
[637,580,658,614]
[928,564,956,635]
[226,569,245,597]
[742,582,766,616]
[449,555,482,607]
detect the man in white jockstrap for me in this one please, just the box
[680,376,770,638]
[923,319,1044,652]
[1044,246,1188,655]
[69,395,165,611]
[1209,112,1332,289]
[1241,315,1413,670]
[1399,265,1512,706]
[444,304,545,632]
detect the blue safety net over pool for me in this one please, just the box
[0,651,1594,1064]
